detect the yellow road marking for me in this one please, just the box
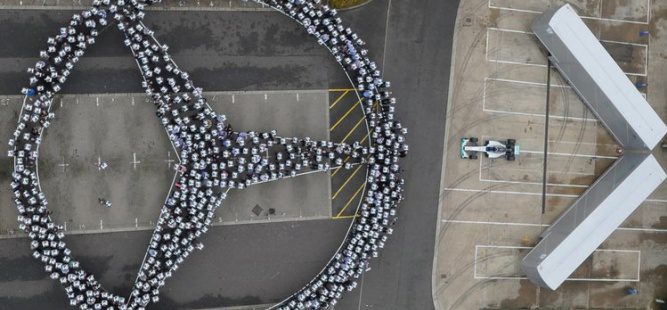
[331,132,370,177]
[331,164,363,200]
[340,116,365,144]
[330,98,361,132]
[329,90,350,109]
[335,182,365,217]
[331,214,360,220]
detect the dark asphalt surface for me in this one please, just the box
[332,1,460,309]
[0,220,350,309]
[0,3,386,94]
[0,0,459,309]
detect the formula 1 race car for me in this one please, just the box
[460,137,520,161]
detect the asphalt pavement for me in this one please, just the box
[0,0,459,309]
[0,220,350,309]
[0,4,386,94]
[331,0,460,309]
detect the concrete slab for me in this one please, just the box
[487,28,647,75]
[474,246,640,281]
[490,0,649,24]
[483,78,590,120]
[486,28,545,66]
[435,0,667,309]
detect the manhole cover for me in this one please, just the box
[252,204,263,216]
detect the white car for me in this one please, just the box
[460,137,519,161]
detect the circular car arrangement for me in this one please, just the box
[8,0,407,309]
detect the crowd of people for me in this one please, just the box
[9,0,407,309]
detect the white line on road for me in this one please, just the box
[487,1,650,24]
[165,151,176,169]
[473,244,641,281]
[357,272,366,310]
[131,153,141,169]
[442,187,667,204]
[479,177,589,188]
[443,219,667,233]
[520,149,618,159]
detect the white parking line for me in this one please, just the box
[479,177,589,188]
[478,153,591,188]
[442,187,667,204]
[474,133,632,187]
[485,28,648,76]
[130,153,141,169]
[483,108,598,121]
[487,0,651,25]
[489,27,649,48]
[482,77,598,122]
[58,157,70,172]
[487,76,570,88]
[165,151,176,169]
[520,149,618,159]
[443,219,667,233]
[486,27,648,76]
[473,244,642,280]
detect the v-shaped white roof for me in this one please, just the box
[522,4,667,290]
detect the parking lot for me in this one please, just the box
[434,0,667,308]
[0,86,370,236]
[0,89,340,236]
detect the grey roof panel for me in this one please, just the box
[522,4,667,290]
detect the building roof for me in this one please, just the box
[523,4,667,290]
[533,4,666,149]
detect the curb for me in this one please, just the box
[431,1,464,310]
